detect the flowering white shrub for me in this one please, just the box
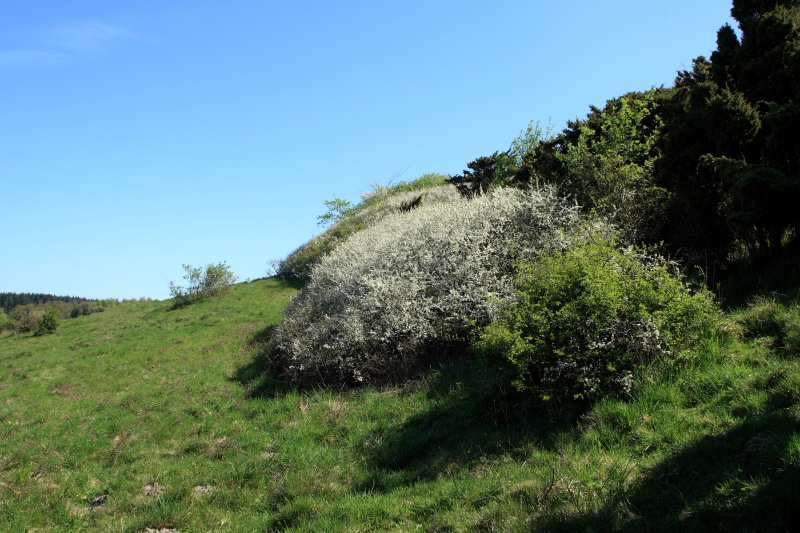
[279,185,461,283]
[268,188,583,386]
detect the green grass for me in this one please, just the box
[1,278,798,532]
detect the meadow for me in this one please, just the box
[1,278,797,532]
[4,2,800,530]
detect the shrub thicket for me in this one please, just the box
[169,262,237,307]
[278,183,460,283]
[0,309,11,332]
[268,188,583,387]
[476,237,720,402]
[34,307,60,336]
[7,306,43,334]
[2,306,62,335]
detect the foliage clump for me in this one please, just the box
[33,307,60,336]
[278,179,458,283]
[449,91,668,244]
[5,307,38,334]
[476,237,719,402]
[1,306,61,335]
[169,261,237,307]
[268,188,582,387]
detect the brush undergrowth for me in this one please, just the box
[1,279,798,532]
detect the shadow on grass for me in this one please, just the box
[230,322,799,530]
[230,324,295,398]
[356,360,799,530]
[355,360,585,493]
[231,331,584,491]
[536,391,800,532]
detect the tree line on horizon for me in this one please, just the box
[0,292,96,314]
[0,292,154,336]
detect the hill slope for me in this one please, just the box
[1,279,798,532]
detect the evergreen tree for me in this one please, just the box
[656,0,800,267]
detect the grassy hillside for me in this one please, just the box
[1,279,798,532]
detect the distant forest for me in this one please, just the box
[1,292,156,335]
[0,293,94,314]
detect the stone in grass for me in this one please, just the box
[143,483,167,496]
[192,485,216,499]
[87,492,108,511]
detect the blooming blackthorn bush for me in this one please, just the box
[268,188,582,386]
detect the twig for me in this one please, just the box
[0,481,21,495]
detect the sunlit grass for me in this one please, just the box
[1,279,798,531]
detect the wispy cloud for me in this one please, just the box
[48,21,135,53]
[0,49,69,67]
[0,21,135,68]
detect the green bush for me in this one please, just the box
[34,307,60,336]
[8,305,41,334]
[316,197,358,227]
[169,261,237,307]
[476,237,719,402]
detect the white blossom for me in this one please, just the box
[269,187,584,386]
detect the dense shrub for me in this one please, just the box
[278,183,460,283]
[268,188,583,387]
[3,305,61,335]
[34,307,60,336]
[476,237,720,402]
[526,92,667,243]
[7,306,42,334]
[169,261,237,307]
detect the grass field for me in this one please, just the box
[1,278,798,532]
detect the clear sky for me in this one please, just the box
[2,0,735,300]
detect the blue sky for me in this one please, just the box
[2,1,735,300]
